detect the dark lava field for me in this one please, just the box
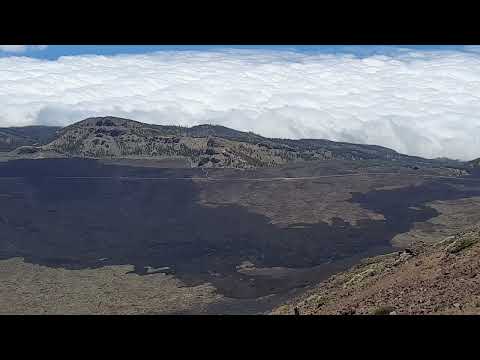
[2,159,480,313]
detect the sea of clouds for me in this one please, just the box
[1,48,480,160]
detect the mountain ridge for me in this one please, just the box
[1,116,471,170]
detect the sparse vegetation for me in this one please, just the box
[445,234,478,254]
[372,306,395,315]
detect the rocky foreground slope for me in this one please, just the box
[5,116,467,170]
[272,226,480,315]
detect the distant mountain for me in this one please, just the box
[469,158,480,167]
[0,126,60,152]
[3,116,470,170]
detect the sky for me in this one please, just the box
[1,45,480,160]
[1,45,479,60]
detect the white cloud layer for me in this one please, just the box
[1,49,480,160]
[0,45,48,53]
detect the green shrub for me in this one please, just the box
[446,236,478,254]
[372,306,395,315]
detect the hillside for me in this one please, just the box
[0,126,60,152]
[470,158,480,167]
[4,116,470,170]
[272,226,480,315]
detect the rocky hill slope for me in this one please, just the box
[272,226,480,315]
[3,116,470,170]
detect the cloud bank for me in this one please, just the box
[1,49,480,160]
